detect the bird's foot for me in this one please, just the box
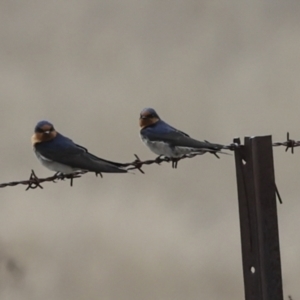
[95,172,103,178]
[171,157,180,169]
[63,172,83,187]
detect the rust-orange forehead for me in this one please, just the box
[139,116,159,128]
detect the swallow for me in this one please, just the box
[31,120,127,175]
[139,108,227,167]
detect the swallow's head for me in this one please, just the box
[31,120,57,145]
[139,108,160,128]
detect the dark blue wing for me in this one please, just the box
[141,121,223,150]
[35,133,127,173]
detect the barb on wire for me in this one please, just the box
[272,132,300,153]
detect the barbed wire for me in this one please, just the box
[0,153,211,190]
[0,170,86,190]
[1,132,299,190]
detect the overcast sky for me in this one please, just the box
[0,1,300,299]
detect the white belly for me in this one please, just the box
[141,136,205,158]
[35,151,81,174]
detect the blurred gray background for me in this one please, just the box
[0,1,299,299]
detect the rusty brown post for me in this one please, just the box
[234,136,283,300]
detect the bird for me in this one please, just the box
[139,108,227,168]
[31,120,128,176]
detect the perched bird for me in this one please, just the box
[31,120,127,175]
[139,108,226,167]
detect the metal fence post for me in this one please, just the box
[234,136,283,300]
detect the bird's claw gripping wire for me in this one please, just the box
[95,172,103,178]
[54,171,84,186]
[171,158,180,169]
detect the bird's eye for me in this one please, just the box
[36,128,44,133]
